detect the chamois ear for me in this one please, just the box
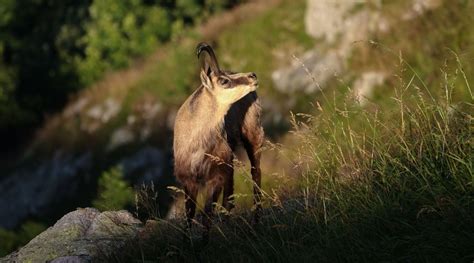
[196,42,220,74]
[200,69,213,90]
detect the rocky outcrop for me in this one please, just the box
[272,0,442,97]
[272,0,384,95]
[353,71,386,105]
[272,50,342,94]
[0,152,93,230]
[1,208,142,263]
[0,146,168,230]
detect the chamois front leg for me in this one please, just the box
[203,180,223,241]
[222,158,235,212]
[204,183,223,220]
[184,183,198,229]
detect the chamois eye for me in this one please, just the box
[219,78,230,86]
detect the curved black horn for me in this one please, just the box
[196,42,220,74]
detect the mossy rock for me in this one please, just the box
[1,208,142,263]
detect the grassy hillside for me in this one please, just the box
[32,0,311,154]
[118,1,473,261]
[2,0,472,260]
[123,83,472,261]
[27,0,312,209]
[1,0,310,256]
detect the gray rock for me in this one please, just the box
[274,0,442,94]
[107,127,135,151]
[1,208,142,263]
[353,71,386,105]
[305,0,362,43]
[0,146,167,230]
[0,152,93,229]
[273,0,375,94]
[120,146,165,183]
[272,50,343,94]
[51,256,93,263]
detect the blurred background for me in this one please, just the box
[0,0,472,256]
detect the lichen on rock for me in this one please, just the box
[1,208,142,263]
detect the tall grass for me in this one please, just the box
[119,55,472,262]
[282,56,473,261]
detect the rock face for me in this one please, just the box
[0,146,168,230]
[353,71,386,105]
[272,0,442,96]
[0,152,93,229]
[272,0,383,94]
[120,146,166,184]
[272,50,342,94]
[1,208,142,263]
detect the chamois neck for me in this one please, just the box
[192,86,230,124]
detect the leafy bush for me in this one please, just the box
[0,0,244,149]
[0,221,46,257]
[76,0,172,85]
[0,0,89,148]
[92,166,134,211]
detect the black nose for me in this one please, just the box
[249,72,257,80]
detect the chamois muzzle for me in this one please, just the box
[248,72,258,87]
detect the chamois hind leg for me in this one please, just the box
[240,97,264,221]
[242,129,264,221]
[184,183,198,229]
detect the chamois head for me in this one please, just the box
[196,42,258,106]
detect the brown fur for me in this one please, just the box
[173,43,264,229]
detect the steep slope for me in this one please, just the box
[0,0,310,239]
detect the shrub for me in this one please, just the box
[76,0,172,85]
[0,221,46,257]
[92,166,134,211]
[0,0,244,147]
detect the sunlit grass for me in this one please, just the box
[117,1,474,260]
[8,0,474,261]
[120,52,473,261]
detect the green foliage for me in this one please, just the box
[350,0,474,102]
[0,0,90,148]
[131,40,198,106]
[0,228,16,256]
[92,166,134,211]
[76,0,172,85]
[175,0,202,21]
[0,221,46,257]
[0,0,243,149]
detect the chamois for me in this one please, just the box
[173,42,264,228]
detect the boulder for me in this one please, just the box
[1,208,142,263]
